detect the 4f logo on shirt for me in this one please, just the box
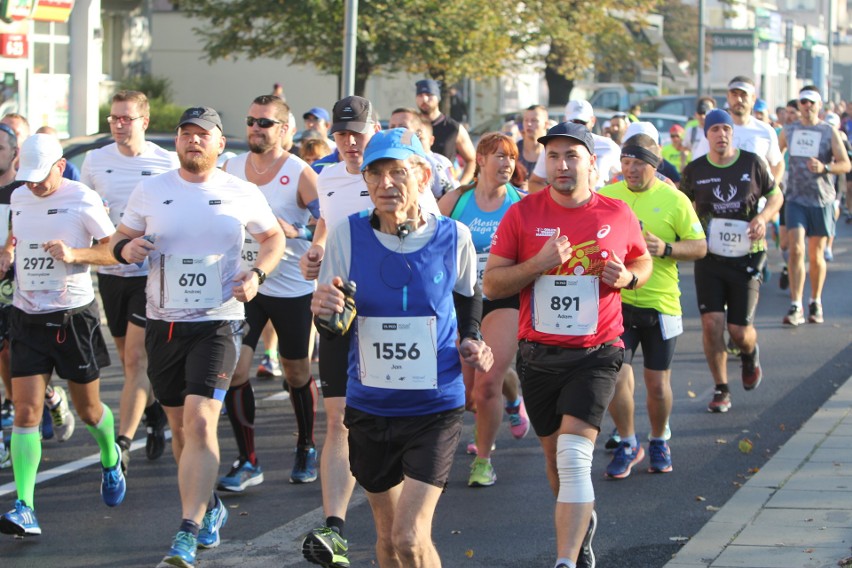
[209,200,222,205]
[713,184,737,202]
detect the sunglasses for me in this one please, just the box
[246,117,282,128]
[799,99,816,106]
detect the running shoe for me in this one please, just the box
[576,509,597,568]
[778,265,789,290]
[146,401,167,461]
[783,305,805,326]
[468,457,496,487]
[256,354,282,378]
[290,446,318,484]
[302,526,350,568]
[0,400,12,429]
[0,443,10,469]
[741,345,762,391]
[725,336,741,357]
[0,500,40,536]
[157,531,197,568]
[505,397,530,439]
[808,302,824,324]
[40,405,53,440]
[197,494,229,549]
[605,443,644,479]
[648,439,673,473]
[218,459,264,492]
[604,427,621,450]
[101,443,127,507]
[47,385,75,442]
[707,390,732,413]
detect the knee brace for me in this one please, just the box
[556,434,595,504]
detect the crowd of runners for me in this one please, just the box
[0,72,846,568]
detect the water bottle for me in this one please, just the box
[314,280,357,337]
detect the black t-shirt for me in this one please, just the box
[680,150,775,232]
[431,114,461,160]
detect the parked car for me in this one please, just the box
[62,132,250,170]
[593,110,688,145]
[636,95,726,118]
[586,83,659,112]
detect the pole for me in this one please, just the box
[827,0,835,100]
[341,0,358,98]
[697,0,705,96]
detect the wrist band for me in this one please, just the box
[113,239,131,264]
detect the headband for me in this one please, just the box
[0,123,17,146]
[621,145,660,169]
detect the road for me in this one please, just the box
[1,220,851,568]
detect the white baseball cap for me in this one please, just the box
[564,100,594,124]
[623,121,660,144]
[16,133,64,183]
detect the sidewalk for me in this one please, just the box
[664,374,852,568]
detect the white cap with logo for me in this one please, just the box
[16,133,64,183]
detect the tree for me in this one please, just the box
[656,0,700,70]
[173,0,541,98]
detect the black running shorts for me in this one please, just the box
[242,292,312,360]
[344,405,464,494]
[97,274,147,337]
[621,303,678,371]
[694,254,763,326]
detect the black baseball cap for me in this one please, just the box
[177,106,223,132]
[537,122,595,155]
[329,96,374,135]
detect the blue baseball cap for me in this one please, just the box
[303,107,330,123]
[415,79,440,97]
[754,99,768,113]
[361,128,428,171]
[537,122,595,155]
[704,109,734,135]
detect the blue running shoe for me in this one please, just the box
[197,494,228,549]
[0,400,12,429]
[101,444,126,507]
[605,442,645,479]
[648,439,673,473]
[41,405,54,440]
[156,531,197,568]
[290,446,318,484]
[218,459,264,492]
[0,500,41,536]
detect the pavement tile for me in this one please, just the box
[711,544,850,568]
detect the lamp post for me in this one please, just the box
[341,0,358,98]
[697,0,706,96]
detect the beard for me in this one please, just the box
[178,148,218,174]
[248,135,274,154]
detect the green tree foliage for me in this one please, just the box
[98,75,185,133]
[656,0,700,68]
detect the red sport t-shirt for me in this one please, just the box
[490,189,646,348]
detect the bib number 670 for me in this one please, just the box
[372,342,421,360]
[179,273,207,287]
[550,296,580,311]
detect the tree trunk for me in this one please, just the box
[544,63,574,108]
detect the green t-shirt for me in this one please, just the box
[599,179,705,315]
[661,143,691,173]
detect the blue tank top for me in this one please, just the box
[346,213,464,417]
[449,184,522,252]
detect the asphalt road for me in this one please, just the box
[1,220,851,568]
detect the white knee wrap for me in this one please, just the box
[556,434,595,504]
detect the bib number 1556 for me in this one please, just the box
[372,342,420,360]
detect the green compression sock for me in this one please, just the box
[85,403,118,468]
[11,428,41,508]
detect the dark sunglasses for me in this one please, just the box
[799,99,815,106]
[246,117,282,128]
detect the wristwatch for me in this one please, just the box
[250,267,267,285]
[625,272,639,290]
[662,243,673,258]
[824,162,832,175]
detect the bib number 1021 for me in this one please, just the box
[717,232,742,243]
[179,273,208,287]
[372,342,421,360]
[550,296,580,311]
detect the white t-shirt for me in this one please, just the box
[81,141,179,277]
[533,133,620,189]
[121,169,278,322]
[11,180,115,313]
[317,162,373,229]
[225,152,315,298]
[692,117,782,170]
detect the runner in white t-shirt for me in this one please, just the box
[110,107,285,568]
[81,90,179,472]
[299,95,379,568]
[0,134,126,537]
[217,95,321,492]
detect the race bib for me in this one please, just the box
[708,218,751,257]
[17,241,67,291]
[789,130,821,158]
[240,237,261,273]
[476,252,488,297]
[160,255,222,309]
[357,315,438,390]
[532,275,599,336]
[659,313,683,340]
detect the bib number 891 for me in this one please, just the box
[550,296,580,311]
[372,342,420,360]
[178,273,208,287]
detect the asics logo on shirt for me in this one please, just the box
[142,171,153,176]
[597,225,612,238]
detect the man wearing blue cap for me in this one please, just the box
[484,121,652,568]
[778,86,850,326]
[311,127,492,567]
[415,79,477,185]
[681,109,783,414]
[303,107,333,151]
